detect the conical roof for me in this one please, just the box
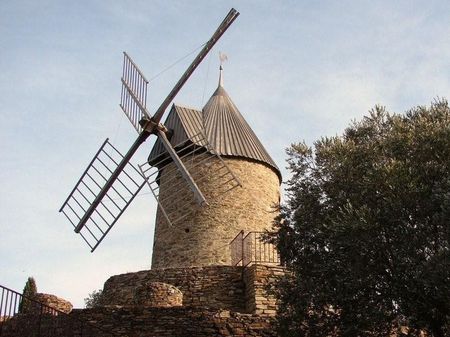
[202,69,280,178]
[148,67,281,182]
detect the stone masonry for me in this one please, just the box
[1,265,285,337]
[100,266,246,312]
[30,293,73,314]
[152,157,280,269]
[99,265,285,317]
[243,265,285,316]
[1,307,277,337]
[133,281,183,307]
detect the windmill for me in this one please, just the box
[59,9,240,252]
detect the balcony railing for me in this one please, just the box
[230,231,280,267]
[0,284,115,337]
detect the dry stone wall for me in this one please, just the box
[76,307,277,337]
[152,157,280,268]
[1,265,286,337]
[100,265,286,317]
[244,265,285,316]
[1,307,277,337]
[100,266,246,312]
[29,293,73,314]
[133,282,182,307]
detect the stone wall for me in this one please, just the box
[1,307,277,337]
[78,307,277,337]
[1,265,286,337]
[100,264,286,317]
[152,157,280,268]
[100,266,246,312]
[133,282,182,307]
[244,265,285,316]
[32,293,73,314]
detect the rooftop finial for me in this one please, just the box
[219,51,228,87]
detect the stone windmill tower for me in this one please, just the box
[149,65,282,269]
[52,11,284,335]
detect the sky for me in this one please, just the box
[1,0,450,308]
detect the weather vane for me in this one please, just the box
[219,51,228,66]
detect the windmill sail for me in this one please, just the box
[60,8,240,252]
[59,139,146,252]
[120,52,150,134]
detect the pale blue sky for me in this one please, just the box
[1,1,450,307]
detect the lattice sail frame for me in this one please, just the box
[59,139,146,252]
[120,52,150,133]
[139,131,241,226]
[60,9,240,252]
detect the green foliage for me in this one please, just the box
[273,100,450,337]
[84,289,103,308]
[18,277,37,313]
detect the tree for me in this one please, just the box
[84,289,103,308]
[273,100,450,337]
[18,277,37,313]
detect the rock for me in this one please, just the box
[134,282,182,308]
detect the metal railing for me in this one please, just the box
[230,231,280,267]
[0,284,115,337]
[230,231,244,266]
